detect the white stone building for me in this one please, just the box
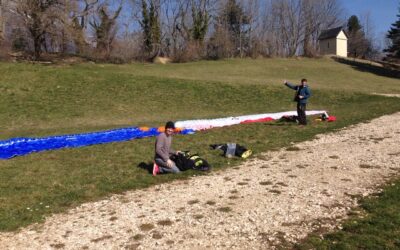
[318,27,348,57]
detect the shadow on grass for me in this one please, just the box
[265,123,296,127]
[333,57,400,79]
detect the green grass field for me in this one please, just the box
[0,58,399,232]
[295,179,400,249]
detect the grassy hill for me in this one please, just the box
[0,58,399,231]
[112,57,400,92]
[1,57,399,139]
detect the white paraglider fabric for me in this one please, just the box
[175,110,328,131]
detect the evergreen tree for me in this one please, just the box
[347,15,362,33]
[224,0,249,37]
[140,0,152,53]
[347,15,370,58]
[191,3,209,42]
[140,0,160,57]
[149,1,160,47]
[220,0,249,57]
[384,8,400,60]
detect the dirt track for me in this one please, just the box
[1,112,400,250]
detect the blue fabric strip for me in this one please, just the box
[0,127,195,159]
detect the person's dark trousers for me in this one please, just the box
[297,103,307,125]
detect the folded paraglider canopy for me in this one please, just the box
[0,110,331,159]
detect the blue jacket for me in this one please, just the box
[285,82,311,104]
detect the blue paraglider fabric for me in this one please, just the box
[0,127,195,159]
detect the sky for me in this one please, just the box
[339,0,399,48]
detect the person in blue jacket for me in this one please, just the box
[284,79,312,125]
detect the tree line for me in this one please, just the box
[0,0,398,62]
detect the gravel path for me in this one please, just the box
[1,112,400,250]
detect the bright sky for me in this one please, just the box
[339,0,399,47]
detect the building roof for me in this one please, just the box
[318,27,347,40]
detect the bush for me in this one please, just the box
[172,42,205,63]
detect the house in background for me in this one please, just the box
[318,27,348,57]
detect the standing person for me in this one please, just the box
[284,79,312,125]
[153,121,181,176]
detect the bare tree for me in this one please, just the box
[259,0,341,57]
[240,0,260,57]
[67,0,99,55]
[301,0,315,57]
[272,0,302,56]
[2,0,348,62]
[347,15,372,58]
[165,0,191,58]
[209,0,250,58]
[360,11,379,59]
[160,0,214,61]
[10,0,63,59]
[164,0,184,54]
[177,0,211,60]
[0,0,11,58]
[89,2,122,59]
[0,0,5,41]
[301,0,342,57]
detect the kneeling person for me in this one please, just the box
[153,121,181,175]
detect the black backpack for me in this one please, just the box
[170,152,211,171]
[187,154,211,171]
[170,153,195,171]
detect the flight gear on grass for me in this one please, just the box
[210,143,252,159]
[0,126,194,160]
[170,151,211,171]
[3,111,333,159]
[280,115,299,123]
[175,110,326,131]
[315,113,337,122]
